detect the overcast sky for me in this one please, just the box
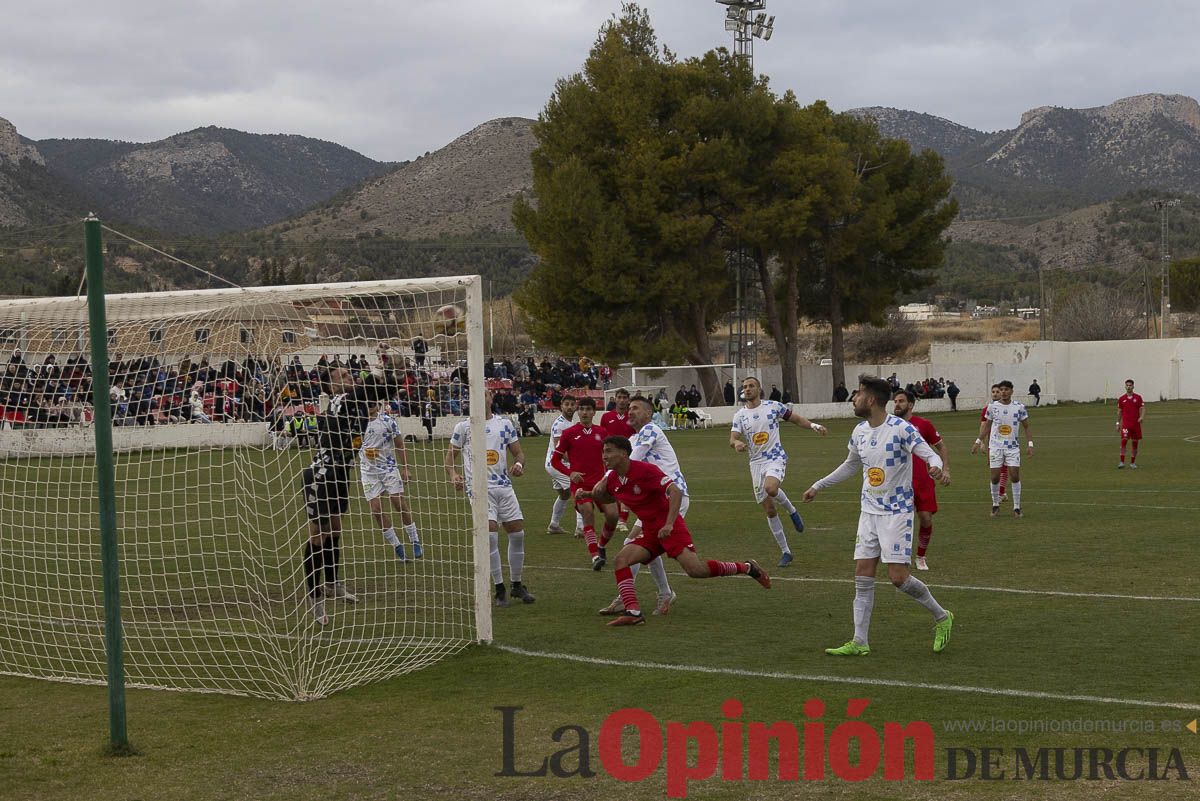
[2,1,1196,162]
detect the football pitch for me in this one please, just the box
[2,400,1199,799]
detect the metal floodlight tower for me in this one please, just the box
[1152,199,1179,337]
[715,0,776,371]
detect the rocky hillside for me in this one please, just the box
[0,117,84,228]
[270,117,536,240]
[844,107,989,160]
[34,127,392,235]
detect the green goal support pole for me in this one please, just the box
[84,214,129,750]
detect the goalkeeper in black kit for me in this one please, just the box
[302,364,396,625]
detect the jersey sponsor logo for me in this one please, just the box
[364,447,379,461]
[752,431,770,446]
[998,424,1013,436]
[486,450,501,466]
[867,467,886,487]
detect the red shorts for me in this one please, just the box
[913,481,938,514]
[1120,423,1142,441]
[629,517,695,559]
[572,475,606,504]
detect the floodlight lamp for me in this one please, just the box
[725,19,738,31]
[738,8,748,21]
[714,0,740,5]
[752,24,763,37]
[726,7,739,19]
[762,27,773,40]
[754,12,767,23]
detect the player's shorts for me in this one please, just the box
[912,481,938,514]
[361,469,404,501]
[303,465,350,521]
[989,446,1021,468]
[545,461,571,491]
[1120,423,1142,441]
[571,475,606,505]
[627,496,690,540]
[486,485,524,525]
[749,459,787,503]
[853,512,913,564]
[629,516,695,559]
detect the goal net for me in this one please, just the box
[0,276,491,700]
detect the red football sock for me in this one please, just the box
[917,524,933,558]
[1120,439,1127,462]
[615,567,640,612]
[583,525,598,556]
[1131,440,1139,463]
[999,466,1009,496]
[600,523,615,546]
[619,508,630,523]
[705,560,748,577]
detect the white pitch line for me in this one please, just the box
[532,565,1200,603]
[493,644,1200,713]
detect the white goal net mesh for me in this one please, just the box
[0,277,489,700]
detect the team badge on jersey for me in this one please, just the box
[633,485,642,495]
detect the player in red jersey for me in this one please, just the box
[893,390,951,571]
[576,436,771,626]
[981,384,1007,500]
[550,396,615,569]
[600,388,638,531]
[1116,379,1145,468]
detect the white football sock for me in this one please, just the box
[550,496,567,526]
[382,526,400,546]
[1011,481,1022,508]
[773,489,796,514]
[488,531,502,584]
[648,556,672,597]
[853,576,875,646]
[898,575,946,619]
[507,530,525,583]
[990,482,1001,505]
[403,521,420,543]
[767,514,790,553]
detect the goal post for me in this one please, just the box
[0,257,491,700]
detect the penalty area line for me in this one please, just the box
[493,644,1200,713]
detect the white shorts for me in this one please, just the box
[628,495,690,540]
[853,512,913,564]
[361,470,404,501]
[545,462,571,491]
[750,459,787,504]
[486,485,524,525]
[989,447,1021,468]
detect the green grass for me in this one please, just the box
[2,401,1199,800]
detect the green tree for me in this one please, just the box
[797,114,958,391]
[1170,257,1200,313]
[513,4,741,403]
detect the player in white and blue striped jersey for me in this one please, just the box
[360,401,422,561]
[804,375,955,657]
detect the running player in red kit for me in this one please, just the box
[600,388,638,531]
[1116,379,1145,469]
[893,389,951,570]
[576,436,771,626]
[551,396,615,569]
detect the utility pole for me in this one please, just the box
[1152,199,1178,338]
[1038,266,1046,340]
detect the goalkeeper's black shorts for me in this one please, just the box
[302,464,350,521]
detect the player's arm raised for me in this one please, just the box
[507,438,525,478]
[804,447,863,502]
[786,409,827,435]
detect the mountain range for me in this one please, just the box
[3,92,1200,301]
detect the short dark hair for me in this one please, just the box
[577,396,596,410]
[998,380,1014,390]
[893,388,916,404]
[614,388,630,398]
[858,374,891,406]
[602,435,632,455]
[740,376,761,388]
[630,395,653,410]
[1125,379,1135,385]
[560,394,579,404]
[990,383,1000,390]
